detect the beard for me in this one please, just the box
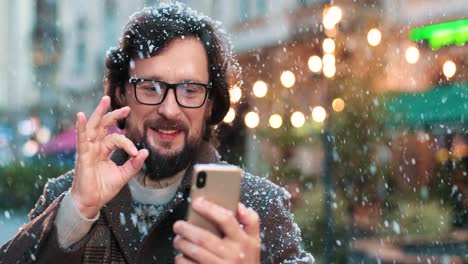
[126,117,202,181]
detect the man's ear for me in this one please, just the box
[114,85,127,108]
[205,99,213,119]
[113,85,128,129]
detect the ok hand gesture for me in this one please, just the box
[71,96,148,218]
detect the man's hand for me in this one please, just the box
[173,199,261,264]
[71,96,148,218]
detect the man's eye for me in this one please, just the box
[183,87,198,94]
[180,84,203,94]
[139,82,163,94]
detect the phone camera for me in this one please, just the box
[196,171,206,188]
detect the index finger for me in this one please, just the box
[86,96,111,139]
[76,112,88,153]
[191,198,242,240]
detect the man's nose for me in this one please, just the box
[157,89,182,119]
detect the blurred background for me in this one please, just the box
[0,0,467,263]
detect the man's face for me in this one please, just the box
[120,37,212,180]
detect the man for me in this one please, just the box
[1,3,314,263]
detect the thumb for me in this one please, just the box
[119,149,149,181]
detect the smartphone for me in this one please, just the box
[186,163,243,237]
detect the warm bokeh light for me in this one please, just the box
[22,140,39,157]
[322,53,335,66]
[322,15,336,30]
[436,148,450,163]
[269,114,283,129]
[332,98,345,112]
[327,6,343,24]
[443,60,456,78]
[280,70,296,88]
[230,85,242,103]
[312,106,327,122]
[323,64,336,78]
[290,111,306,128]
[323,38,336,53]
[322,5,342,30]
[36,127,51,144]
[308,55,322,73]
[367,28,382,46]
[405,46,420,64]
[252,80,268,98]
[223,108,236,123]
[244,111,260,128]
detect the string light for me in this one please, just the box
[230,85,242,103]
[291,111,306,128]
[280,71,296,88]
[332,98,345,112]
[308,55,323,73]
[367,28,382,46]
[323,5,342,30]
[252,80,268,98]
[443,60,456,78]
[322,54,335,66]
[245,111,260,128]
[405,46,420,64]
[223,108,236,123]
[323,64,336,78]
[269,114,283,129]
[323,38,336,53]
[312,106,327,122]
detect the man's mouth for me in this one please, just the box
[150,127,183,140]
[157,129,178,134]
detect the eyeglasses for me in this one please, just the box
[129,77,212,108]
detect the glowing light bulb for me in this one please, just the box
[223,108,236,123]
[332,98,345,112]
[291,111,306,128]
[367,28,382,47]
[252,80,268,98]
[323,64,336,78]
[327,6,343,25]
[322,5,342,29]
[280,71,296,88]
[443,60,456,78]
[308,55,323,73]
[312,106,327,122]
[323,38,336,53]
[405,46,420,64]
[322,53,335,66]
[269,114,283,129]
[245,111,260,128]
[230,85,242,103]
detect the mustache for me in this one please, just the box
[143,117,189,132]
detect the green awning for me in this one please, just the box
[385,83,468,133]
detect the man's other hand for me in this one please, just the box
[173,199,261,264]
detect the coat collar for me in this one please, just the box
[102,141,220,263]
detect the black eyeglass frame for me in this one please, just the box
[128,77,212,108]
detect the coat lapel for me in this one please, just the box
[101,150,141,263]
[103,184,142,263]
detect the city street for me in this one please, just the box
[0,0,467,262]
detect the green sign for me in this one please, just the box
[409,19,468,49]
